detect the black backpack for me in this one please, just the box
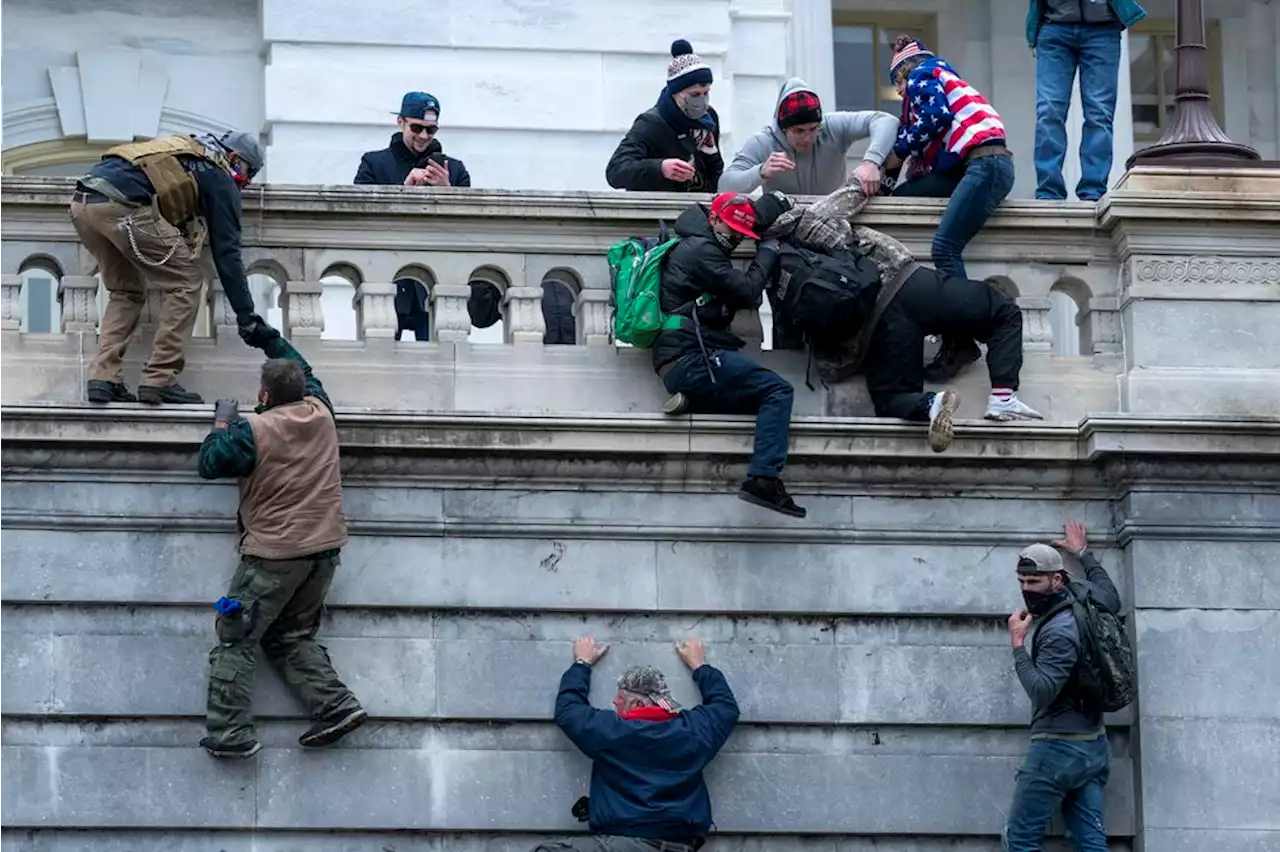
[1032,581,1137,714]
[773,244,882,345]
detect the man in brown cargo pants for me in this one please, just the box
[196,317,365,758]
[70,130,265,405]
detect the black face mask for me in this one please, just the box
[1022,588,1065,616]
[714,230,743,252]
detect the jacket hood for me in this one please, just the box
[912,55,954,77]
[673,204,716,239]
[771,77,820,133]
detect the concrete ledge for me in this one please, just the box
[0,739,1135,834]
[0,529,1129,615]
[0,830,1136,852]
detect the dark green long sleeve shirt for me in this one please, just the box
[197,338,331,481]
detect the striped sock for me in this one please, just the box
[991,387,1014,402]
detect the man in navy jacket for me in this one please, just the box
[535,637,740,851]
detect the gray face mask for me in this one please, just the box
[680,94,710,120]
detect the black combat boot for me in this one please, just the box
[924,338,981,383]
[738,476,807,519]
[138,382,204,405]
[299,707,368,748]
[199,737,261,758]
[86,379,137,404]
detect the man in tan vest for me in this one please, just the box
[70,130,265,405]
[196,318,365,758]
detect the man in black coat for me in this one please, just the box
[654,193,804,519]
[606,41,723,193]
[354,92,471,188]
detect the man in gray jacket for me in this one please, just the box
[719,78,897,197]
[1004,521,1121,851]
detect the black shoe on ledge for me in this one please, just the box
[924,340,981,383]
[138,382,204,405]
[199,736,261,759]
[86,380,137,404]
[299,707,368,748]
[738,476,807,519]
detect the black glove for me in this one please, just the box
[238,313,281,349]
[213,398,241,426]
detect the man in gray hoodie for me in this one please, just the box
[719,78,898,198]
[1005,521,1121,851]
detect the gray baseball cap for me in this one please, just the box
[218,130,264,176]
[1017,543,1066,575]
[617,664,681,711]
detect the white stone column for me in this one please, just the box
[431,284,473,343]
[1017,296,1054,353]
[1,274,23,331]
[506,285,547,345]
[57,276,101,334]
[786,0,834,108]
[207,278,242,343]
[353,282,398,341]
[1064,31,1133,197]
[282,281,325,339]
[576,289,611,347]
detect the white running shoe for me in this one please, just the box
[663,392,690,416]
[928,390,961,453]
[984,393,1044,422]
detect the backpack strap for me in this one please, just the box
[1028,593,1076,663]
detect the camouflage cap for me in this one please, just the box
[616,664,681,712]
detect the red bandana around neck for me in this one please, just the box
[620,705,678,722]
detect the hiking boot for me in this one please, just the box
[663,392,691,416]
[199,736,261,759]
[138,382,204,405]
[86,379,137,404]
[738,476,807,519]
[928,390,961,453]
[299,707,368,748]
[984,393,1044,422]
[924,340,981,383]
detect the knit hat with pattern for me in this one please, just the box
[667,40,714,95]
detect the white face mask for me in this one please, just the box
[680,93,710,120]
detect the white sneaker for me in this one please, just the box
[663,392,690,416]
[928,390,961,453]
[984,393,1044,422]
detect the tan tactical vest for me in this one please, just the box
[104,136,231,226]
[238,397,348,561]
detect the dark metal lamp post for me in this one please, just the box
[1126,0,1259,168]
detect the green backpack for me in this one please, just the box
[607,224,684,348]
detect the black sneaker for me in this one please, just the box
[199,736,261,759]
[738,476,807,519]
[86,380,137,404]
[924,339,981,383]
[299,707,367,748]
[138,382,204,405]
[663,392,691,416]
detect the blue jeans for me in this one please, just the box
[895,154,1015,280]
[663,349,793,479]
[1034,23,1123,201]
[1004,736,1111,851]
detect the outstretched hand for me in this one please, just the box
[572,636,610,666]
[238,314,281,350]
[675,638,706,670]
[1053,521,1088,555]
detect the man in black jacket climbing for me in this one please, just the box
[534,636,739,852]
[71,130,265,405]
[654,193,803,519]
[353,92,471,188]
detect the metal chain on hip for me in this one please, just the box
[122,216,181,267]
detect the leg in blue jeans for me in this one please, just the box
[931,155,1016,280]
[1075,27,1122,200]
[1034,24,1081,200]
[663,350,793,478]
[1004,736,1111,851]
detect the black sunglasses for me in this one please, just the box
[406,122,439,135]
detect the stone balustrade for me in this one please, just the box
[2,168,1278,421]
